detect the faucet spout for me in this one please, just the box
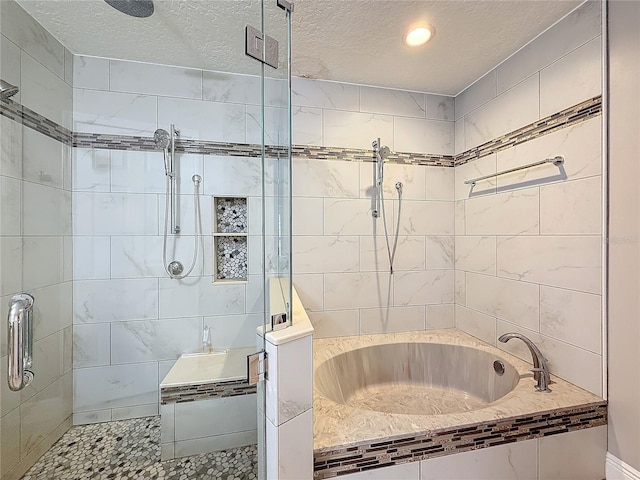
[499,333,551,392]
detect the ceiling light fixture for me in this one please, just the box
[404,25,434,47]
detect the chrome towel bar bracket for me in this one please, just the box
[464,156,565,187]
[7,293,35,391]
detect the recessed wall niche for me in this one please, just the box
[213,197,248,282]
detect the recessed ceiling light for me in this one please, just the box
[404,25,434,47]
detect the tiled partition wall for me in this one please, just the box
[0,1,74,479]
[70,57,286,423]
[453,0,604,398]
[291,78,457,337]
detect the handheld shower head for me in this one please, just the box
[0,79,19,99]
[154,129,171,150]
[379,146,391,160]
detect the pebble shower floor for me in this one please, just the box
[21,417,258,480]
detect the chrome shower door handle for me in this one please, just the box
[7,293,35,391]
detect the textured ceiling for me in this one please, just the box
[17,0,582,95]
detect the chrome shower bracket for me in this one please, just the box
[372,138,382,218]
[169,124,180,235]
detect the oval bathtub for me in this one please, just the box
[315,342,519,415]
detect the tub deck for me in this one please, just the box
[312,329,607,478]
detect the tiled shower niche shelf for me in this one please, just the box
[213,197,248,283]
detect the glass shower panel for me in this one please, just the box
[262,1,293,330]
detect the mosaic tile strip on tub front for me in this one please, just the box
[0,98,72,145]
[161,378,257,405]
[312,401,607,479]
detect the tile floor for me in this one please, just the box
[21,416,258,480]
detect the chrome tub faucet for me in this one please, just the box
[499,333,551,392]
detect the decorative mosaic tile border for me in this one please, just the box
[312,401,607,479]
[455,95,602,166]
[161,378,256,405]
[5,94,601,169]
[0,98,72,144]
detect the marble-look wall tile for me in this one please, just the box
[72,148,110,192]
[246,105,288,146]
[72,409,112,426]
[174,394,257,441]
[540,176,602,235]
[420,436,537,480]
[23,127,64,188]
[111,151,203,194]
[20,373,72,456]
[394,117,454,155]
[496,0,601,94]
[292,77,359,110]
[465,272,540,331]
[496,116,601,187]
[73,236,110,280]
[455,70,497,121]
[205,155,265,197]
[273,409,313,479]
[111,318,203,363]
[111,403,158,421]
[360,236,426,272]
[73,323,110,367]
[157,193,212,236]
[342,461,420,480]
[293,235,359,274]
[202,71,260,105]
[426,95,455,121]
[1,115,23,179]
[360,86,425,118]
[540,286,601,353]
[292,198,323,235]
[292,274,323,312]
[293,158,359,198]
[427,304,455,329]
[73,89,157,135]
[454,200,465,236]
[360,162,426,201]
[21,51,72,130]
[22,182,71,235]
[23,236,63,290]
[454,305,496,346]
[465,188,539,235]
[158,97,245,143]
[393,270,454,306]
[73,278,159,323]
[538,425,606,480]
[110,59,202,99]
[20,330,66,402]
[360,306,425,334]
[73,55,109,90]
[292,106,323,145]
[269,335,312,425]
[426,236,454,269]
[324,198,388,236]
[30,281,73,341]
[158,276,245,318]
[425,167,454,201]
[454,270,466,305]
[497,236,601,294]
[73,363,158,412]
[400,201,454,235]
[455,236,496,275]
[324,272,391,310]
[0,405,20,476]
[1,237,22,295]
[203,313,263,349]
[540,36,602,118]
[1,175,21,235]
[454,118,465,155]
[1,34,21,102]
[496,320,602,396]
[72,192,158,235]
[0,0,65,79]
[308,310,359,338]
[464,74,539,150]
[323,110,394,150]
[455,154,497,200]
